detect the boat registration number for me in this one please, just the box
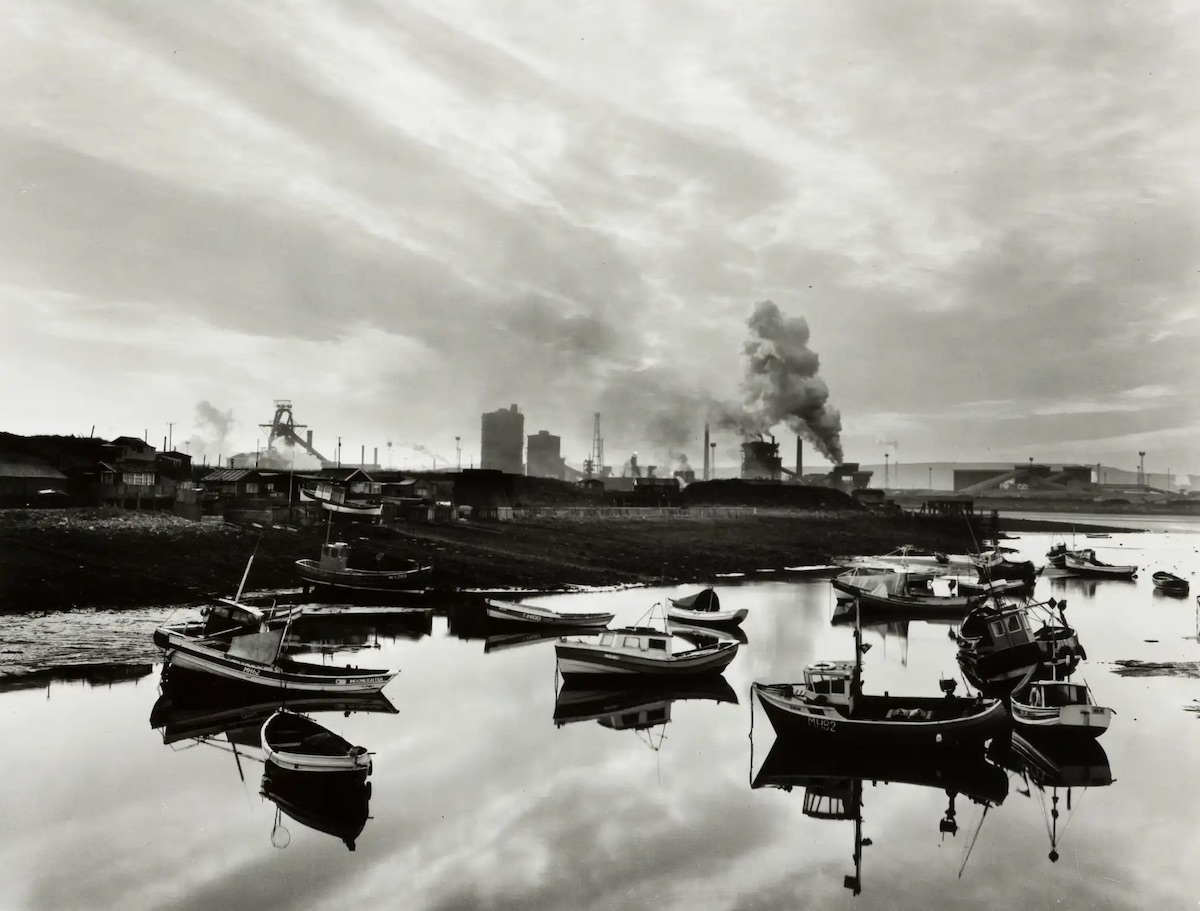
[243,667,259,677]
[807,717,836,732]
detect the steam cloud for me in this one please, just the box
[717,300,844,464]
[185,400,234,464]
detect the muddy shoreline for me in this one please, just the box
[0,507,1126,613]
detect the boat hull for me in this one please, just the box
[665,605,749,627]
[1152,573,1189,596]
[295,559,432,593]
[555,640,738,679]
[485,600,615,629]
[261,710,372,778]
[162,637,397,696]
[1011,702,1112,739]
[1063,555,1137,579]
[753,684,1009,747]
[830,579,981,615]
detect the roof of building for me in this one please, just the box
[312,467,374,481]
[201,468,260,483]
[108,436,156,449]
[0,458,68,480]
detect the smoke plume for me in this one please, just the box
[717,301,844,464]
[185,400,234,463]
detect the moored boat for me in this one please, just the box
[1152,571,1189,596]
[1010,678,1113,739]
[953,601,1044,695]
[261,709,373,777]
[296,542,432,595]
[666,588,748,626]
[973,548,1040,589]
[485,598,615,629]
[831,569,983,615]
[555,617,738,680]
[1062,549,1137,580]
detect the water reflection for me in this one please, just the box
[751,739,1008,895]
[990,732,1114,863]
[553,677,738,744]
[282,611,434,655]
[261,764,372,852]
[0,661,152,694]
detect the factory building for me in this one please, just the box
[741,438,783,480]
[481,404,524,475]
[526,430,564,480]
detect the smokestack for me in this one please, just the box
[703,424,711,481]
[796,435,803,478]
[373,446,378,468]
[361,444,365,467]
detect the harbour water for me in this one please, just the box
[2,526,1199,910]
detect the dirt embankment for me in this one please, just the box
[0,507,993,612]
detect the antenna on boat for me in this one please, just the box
[234,535,264,604]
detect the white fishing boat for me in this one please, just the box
[1062,549,1137,580]
[485,599,615,629]
[666,588,748,626]
[261,709,373,777]
[1010,678,1113,739]
[296,542,432,595]
[555,602,738,679]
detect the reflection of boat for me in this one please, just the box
[1152,571,1189,596]
[953,601,1044,694]
[555,622,738,680]
[553,676,738,728]
[261,709,372,778]
[296,542,432,595]
[157,604,398,696]
[149,677,397,746]
[751,739,1008,895]
[668,620,748,646]
[991,732,1114,863]
[1063,549,1137,580]
[261,763,371,851]
[1010,678,1113,739]
[667,588,748,627]
[484,628,597,653]
[485,599,614,629]
[754,604,1007,746]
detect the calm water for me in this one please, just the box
[3,525,1200,910]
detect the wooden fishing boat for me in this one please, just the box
[299,484,382,517]
[953,601,1044,695]
[1152,571,1189,596]
[956,578,1027,598]
[485,598,614,629]
[754,603,1008,746]
[1010,678,1113,739]
[666,588,748,626]
[831,570,983,615]
[296,542,432,595]
[972,548,1039,588]
[752,664,1007,747]
[261,709,373,777]
[555,618,738,680]
[1062,549,1137,580]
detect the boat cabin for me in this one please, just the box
[598,702,671,731]
[959,605,1034,650]
[318,542,353,571]
[1024,681,1090,708]
[595,628,671,654]
[200,599,268,635]
[799,660,858,708]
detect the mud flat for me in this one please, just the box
[0,507,986,612]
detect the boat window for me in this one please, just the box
[622,636,642,649]
[990,620,1005,637]
[599,633,614,646]
[649,639,667,650]
[1006,616,1023,633]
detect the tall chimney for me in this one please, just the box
[374,447,378,468]
[361,444,365,467]
[703,424,711,481]
[796,436,803,478]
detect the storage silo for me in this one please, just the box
[481,405,525,474]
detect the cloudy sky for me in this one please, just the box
[3,1,1198,474]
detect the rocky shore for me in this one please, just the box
[0,505,1068,612]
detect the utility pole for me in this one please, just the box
[337,436,342,468]
[1138,451,1146,487]
[928,466,932,489]
[884,453,889,488]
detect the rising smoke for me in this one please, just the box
[715,300,844,464]
[184,400,234,464]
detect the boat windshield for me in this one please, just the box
[1036,683,1086,706]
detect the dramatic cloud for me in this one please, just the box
[1,0,1198,472]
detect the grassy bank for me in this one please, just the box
[0,507,994,611]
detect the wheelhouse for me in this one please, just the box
[595,629,671,653]
[800,660,858,708]
[1025,681,1091,708]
